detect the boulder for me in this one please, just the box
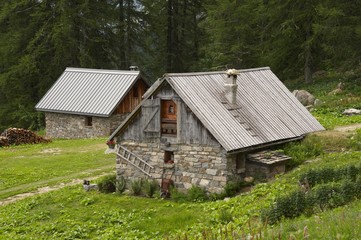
[292,90,316,106]
[342,108,361,116]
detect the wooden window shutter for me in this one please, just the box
[141,98,161,137]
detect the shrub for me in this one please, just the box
[170,186,188,202]
[116,176,127,194]
[223,181,241,197]
[97,174,116,193]
[142,179,159,198]
[299,164,361,187]
[187,185,208,202]
[130,179,144,196]
[219,209,233,223]
[284,135,324,168]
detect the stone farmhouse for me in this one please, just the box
[108,67,324,193]
[36,67,149,139]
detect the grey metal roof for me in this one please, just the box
[110,67,324,152]
[165,67,324,152]
[35,67,142,117]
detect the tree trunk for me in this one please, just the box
[304,0,313,84]
[118,0,127,69]
[166,0,173,72]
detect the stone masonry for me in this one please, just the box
[45,112,127,139]
[116,140,235,193]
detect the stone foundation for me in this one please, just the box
[245,161,286,179]
[45,112,127,139]
[116,140,233,193]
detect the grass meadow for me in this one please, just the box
[0,70,360,239]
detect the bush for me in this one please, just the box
[97,174,116,193]
[170,186,188,202]
[187,185,208,202]
[223,181,241,197]
[116,176,127,194]
[284,135,324,168]
[142,179,159,198]
[130,179,144,196]
[219,209,233,223]
[299,164,361,187]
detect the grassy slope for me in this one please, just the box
[0,138,114,199]
[0,71,360,239]
[284,69,361,129]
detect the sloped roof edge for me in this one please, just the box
[35,67,150,117]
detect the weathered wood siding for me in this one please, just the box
[119,83,220,147]
[115,78,148,114]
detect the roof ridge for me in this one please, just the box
[65,67,139,75]
[164,67,270,77]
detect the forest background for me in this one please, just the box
[0,0,360,131]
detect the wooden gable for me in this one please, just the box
[115,78,148,114]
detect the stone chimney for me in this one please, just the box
[225,69,239,105]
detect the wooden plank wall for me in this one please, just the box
[120,83,220,147]
[115,79,148,114]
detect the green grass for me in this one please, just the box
[284,68,361,129]
[0,138,360,239]
[0,186,208,239]
[0,68,361,239]
[264,200,361,239]
[0,138,114,199]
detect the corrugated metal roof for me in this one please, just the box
[35,67,142,117]
[165,67,324,152]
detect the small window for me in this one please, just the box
[164,151,174,163]
[85,116,93,127]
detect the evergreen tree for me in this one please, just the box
[0,1,121,131]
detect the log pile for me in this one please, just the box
[0,128,51,147]
[0,136,9,147]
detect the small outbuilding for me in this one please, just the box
[36,67,149,139]
[108,67,324,193]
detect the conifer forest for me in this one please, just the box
[1,0,360,131]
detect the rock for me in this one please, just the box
[244,176,254,183]
[292,90,316,106]
[342,108,361,116]
[328,82,345,95]
[313,99,322,106]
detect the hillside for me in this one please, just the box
[0,72,360,239]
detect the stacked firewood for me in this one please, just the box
[0,136,9,147]
[0,128,51,147]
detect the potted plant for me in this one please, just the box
[106,139,115,149]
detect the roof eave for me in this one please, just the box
[226,135,305,155]
[35,108,110,118]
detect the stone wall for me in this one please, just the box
[116,140,234,193]
[45,112,127,139]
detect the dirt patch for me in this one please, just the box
[334,124,361,132]
[40,148,62,154]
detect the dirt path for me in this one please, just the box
[0,166,114,206]
[334,123,361,132]
[1,123,360,207]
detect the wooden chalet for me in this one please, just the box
[108,67,324,193]
[36,67,149,139]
